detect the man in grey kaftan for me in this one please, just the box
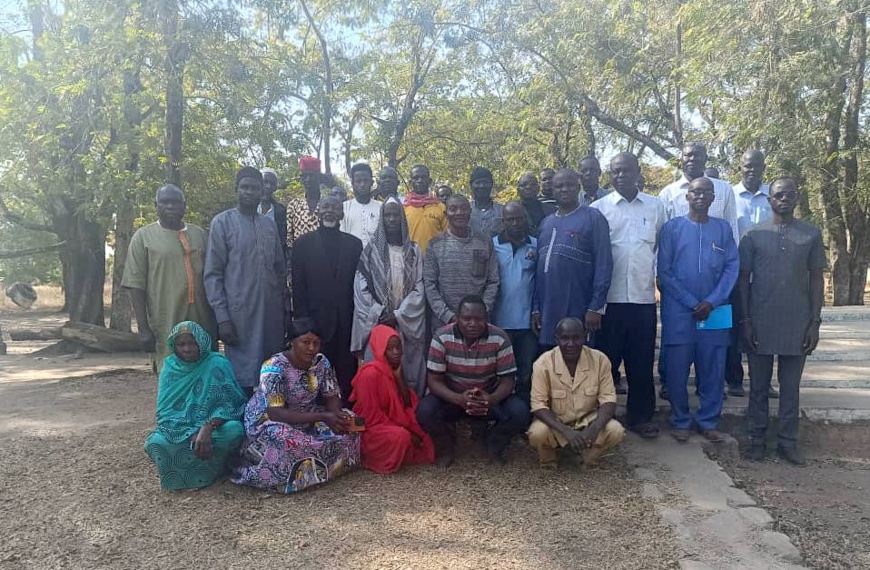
[205,167,286,388]
[351,198,428,395]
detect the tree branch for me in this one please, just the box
[0,196,57,234]
[0,241,66,259]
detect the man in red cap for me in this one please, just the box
[286,156,323,249]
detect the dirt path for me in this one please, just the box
[0,370,677,570]
[721,423,870,570]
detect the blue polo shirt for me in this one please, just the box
[492,234,537,330]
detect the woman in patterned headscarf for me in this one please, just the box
[144,321,247,491]
[351,198,428,395]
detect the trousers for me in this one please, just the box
[747,353,806,447]
[664,342,726,430]
[527,417,625,466]
[416,392,530,454]
[506,328,538,406]
[599,303,657,426]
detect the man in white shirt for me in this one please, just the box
[341,162,382,249]
[591,153,666,439]
[728,149,776,398]
[660,143,739,246]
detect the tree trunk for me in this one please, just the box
[109,206,134,331]
[61,321,142,352]
[842,8,868,305]
[58,212,106,325]
[160,0,183,186]
[300,0,332,174]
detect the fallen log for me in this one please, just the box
[9,327,63,341]
[60,321,143,353]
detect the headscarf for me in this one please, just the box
[361,324,411,407]
[358,197,417,312]
[155,321,247,443]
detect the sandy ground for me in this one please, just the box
[720,422,870,569]
[0,369,678,570]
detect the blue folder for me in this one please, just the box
[697,304,732,330]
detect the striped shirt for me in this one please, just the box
[427,324,517,391]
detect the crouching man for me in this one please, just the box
[528,317,625,469]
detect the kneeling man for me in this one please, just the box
[528,317,625,469]
[417,295,530,466]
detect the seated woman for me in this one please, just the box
[144,321,247,491]
[351,324,435,474]
[232,319,360,493]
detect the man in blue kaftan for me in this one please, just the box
[657,177,738,443]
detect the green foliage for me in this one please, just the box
[0,0,868,305]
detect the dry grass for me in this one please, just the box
[0,284,112,314]
[0,370,677,570]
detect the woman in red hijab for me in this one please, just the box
[350,324,435,473]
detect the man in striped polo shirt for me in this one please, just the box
[417,295,530,466]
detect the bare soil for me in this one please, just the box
[720,421,870,569]
[0,369,677,570]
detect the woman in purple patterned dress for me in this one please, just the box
[232,319,360,493]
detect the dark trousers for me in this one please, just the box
[416,392,530,454]
[725,289,744,388]
[747,353,806,448]
[599,303,657,426]
[320,326,357,403]
[506,329,538,406]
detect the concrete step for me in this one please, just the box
[617,387,870,423]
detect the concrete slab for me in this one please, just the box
[625,433,806,568]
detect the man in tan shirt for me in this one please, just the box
[528,317,625,469]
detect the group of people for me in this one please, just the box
[127,143,824,494]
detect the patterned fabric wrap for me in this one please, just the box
[232,352,360,493]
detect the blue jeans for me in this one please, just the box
[506,328,538,406]
[664,343,726,430]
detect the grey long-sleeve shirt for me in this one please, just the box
[423,230,499,330]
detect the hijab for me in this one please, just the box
[155,321,247,443]
[365,324,411,407]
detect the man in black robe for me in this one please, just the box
[292,195,363,401]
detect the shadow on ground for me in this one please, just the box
[0,371,677,570]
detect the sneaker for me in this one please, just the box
[727,385,746,397]
[747,442,766,461]
[702,429,728,443]
[670,429,691,443]
[777,445,806,466]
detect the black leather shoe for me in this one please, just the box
[659,386,669,401]
[727,385,746,397]
[768,386,780,398]
[747,443,766,461]
[777,446,806,466]
[615,383,627,395]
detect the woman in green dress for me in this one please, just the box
[144,321,247,490]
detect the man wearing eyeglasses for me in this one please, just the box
[738,178,825,465]
[657,177,738,444]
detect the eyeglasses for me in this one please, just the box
[687,189,714,196]
[771,190,798,201]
